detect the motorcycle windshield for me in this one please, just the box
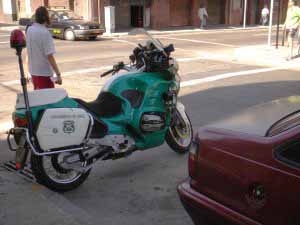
[127,28,166,54]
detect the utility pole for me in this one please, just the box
[98,0,101,24]
[268,0,274,46]
[276,0,281,48]
[243,0,248,29]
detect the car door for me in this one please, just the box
[48,11,63,38]
[264,131,300,225]
[194,131,300,225]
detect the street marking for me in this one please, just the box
[253,33,268,36]
[159,37,237,48]
[1,65,113,86]
[0,41,9,44]
[0,34,10,37]
[113,39,137,46]
[0,65,293,133]
[181,67,285,88]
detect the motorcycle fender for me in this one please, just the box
[175,101,189,123]
[176,101,185,114]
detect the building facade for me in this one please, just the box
[0,0,289,29]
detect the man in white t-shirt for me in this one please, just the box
[198,4,208,29]
[261,5,270,26]
[26,6,62,89]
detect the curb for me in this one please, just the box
[103,25,284,37]
[1,24,281,35]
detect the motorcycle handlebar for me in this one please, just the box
[100,69,115,77]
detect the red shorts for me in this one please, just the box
[31,75,54,90]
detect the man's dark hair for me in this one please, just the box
[35,6,50,25]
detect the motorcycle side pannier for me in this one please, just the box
[36,108,91,151]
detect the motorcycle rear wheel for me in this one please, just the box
[31,153,91,192]
[165,109,193,154]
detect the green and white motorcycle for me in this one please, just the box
[8,29,193,192]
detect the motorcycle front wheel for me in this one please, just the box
[165,109,193,154]
[31,153,91,192]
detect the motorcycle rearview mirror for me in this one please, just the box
[10,29,26,55]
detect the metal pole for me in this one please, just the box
[268,0,274,46]
[16,48,33,137]
[98,0,101,24]
[243,0,248,29]
[276,0,281,48]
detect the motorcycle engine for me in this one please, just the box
[140,112,166,132]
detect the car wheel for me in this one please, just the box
[64,28,76,41]
[88,36,97,41]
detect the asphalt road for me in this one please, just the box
[0,28,299,225]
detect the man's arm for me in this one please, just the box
[47,54,62,85]
[204,9,208,18]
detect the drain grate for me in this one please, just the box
[2,161,36,183]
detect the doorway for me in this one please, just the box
[220,0,226,24]
[131,5,144,27]
[207,0,226,24]
[69,0,75,11]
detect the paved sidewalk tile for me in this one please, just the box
[234,45,300,68]
[0,167,83,225]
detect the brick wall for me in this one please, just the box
[74,0,89,20]
[48,0,69,9]
[31,0,44,12]
[115,0,130,29]
[0,0,4,22]
[150,0,170,29]
[191,0,200,27]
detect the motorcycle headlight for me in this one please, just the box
[168,58,179,75]
[169,58,179,72]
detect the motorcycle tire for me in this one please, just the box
[31,153,91,192]
[165,109,193,154]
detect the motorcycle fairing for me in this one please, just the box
[100,71,176,150]
[14,70,177,151]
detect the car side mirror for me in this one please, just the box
[10,29,26,54]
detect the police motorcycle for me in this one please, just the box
[8,29,193,192]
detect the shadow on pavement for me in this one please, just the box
[181,80,300,129]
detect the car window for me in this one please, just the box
[275,140,300,169]
[56,11,82,20]
[266,111,300,137]
[49,11,59,20]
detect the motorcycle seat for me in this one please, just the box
[16,88,68,109]
[74,92,123,118]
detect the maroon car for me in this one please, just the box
[178,96,300,225]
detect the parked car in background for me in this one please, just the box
[178,96,300,225]
[19,9,104,41]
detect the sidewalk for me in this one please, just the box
[234,44,300,68]
[0,153,96,225]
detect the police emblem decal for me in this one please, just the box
[63,120,75,134]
